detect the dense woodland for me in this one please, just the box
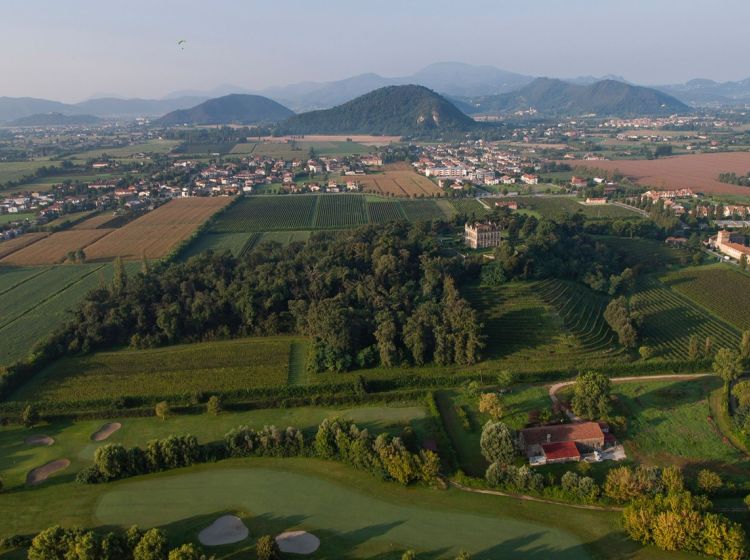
[35,223,482,374]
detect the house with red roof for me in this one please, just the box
[520,422,606,465]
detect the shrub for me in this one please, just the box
[696,469,722,494]
[255,535,281,560]
[206,395,222,415]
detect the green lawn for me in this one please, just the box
[10,336,301,404]
[0,160,59,185]
[612,378,749,479]
[0,213,34,225]
[0,456,680,559]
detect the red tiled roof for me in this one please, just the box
[521,422,604,447]
[542,441,580,460]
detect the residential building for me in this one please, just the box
[464,221,502,249]
[711,230,750,261]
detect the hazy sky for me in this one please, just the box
[2,0,748,102]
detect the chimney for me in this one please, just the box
[546,433,551,443]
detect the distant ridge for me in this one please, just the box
[280,85,476,136]
[468,78,689,116]
[155,94,295,125]
[8,112,101,126]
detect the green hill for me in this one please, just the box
[280,85,477,135]
[156,94,294,125]
[8,112,101,126]
[470,78,689,116]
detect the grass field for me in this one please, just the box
[633,277,740,360]
[611,378,748,479]
[661,264,750,331]
[84,197,232,260]
[0,212,33,225]
[0,263,121,366]
[0,403,426,489]
[596,236,688,270]
[511,196,643,220]
[0,159,59,185]
[10,336,303,404]
[68,140,180,160]
[0,456,666,559]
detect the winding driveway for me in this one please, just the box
[548,373,713,421]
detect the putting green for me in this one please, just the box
[95,464,589,559]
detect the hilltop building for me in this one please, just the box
[519,422,608,465]
[464,221,502,249]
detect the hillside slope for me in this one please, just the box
[156,94,294,125]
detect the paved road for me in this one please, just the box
[548,373,713,422]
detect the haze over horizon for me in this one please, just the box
[2,0,749,103]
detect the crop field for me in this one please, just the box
[613,378,746,474]
[597,236,687,270]
[233,140,372,158]
[71,212,127,230]
[357,163,442,197]
[314,194,367,228]
[451,198,491,216]
[68,139,181,160]
[367,200,406,223]
[632,277,740,359]
[0,232,48,259]
[513,196,643,220]
[661,265,750,331]
[10,336,302,405]
[173,142,237,155]
[0,264,115,366]
[257,230,312,246]
[180,231,260,259]
[42,210,98,229]
[212,195,318,232]
[84,197,232,260]
[400,199,456,221]
[464,281,621,368]
[574,152,750,196]
[0,229,114,265]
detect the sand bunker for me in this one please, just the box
[91,422,122,442]
[26,459,70,485]
[198,515,249,546]
[275,531,321,555]
[24,435,54,446]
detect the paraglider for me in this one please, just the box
[177,39,187,51]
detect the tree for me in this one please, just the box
[255,535,281,560]
[478,392,503,420]
[168,543,204,560]
[705,336,714,357]
[94,443,129,481]
[638,346,654,360]
[480,421,516,465]
[741,330,750,360]
[454,552,472,560]
[697,469,722,494]
[206,395,222,416]
[713,348,742,386]
[402,551,417,560]
[155,401,170,421]
[22,404,39,427]
[687,335,700,361]
[571,371,611,420]
[112,256,127,294]
[133,528,168,560]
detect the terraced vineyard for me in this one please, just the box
[632,277,740,359]
[179,232,260,259]
[401,199,456,222]
[536,279,621,355]
[451,198,491,217]
[314,194,368,229]
[465,281,621,368]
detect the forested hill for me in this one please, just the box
[469,78,689,116]
[279,85,477,135]
[9,112,102,126]
[25,224,481,379]
[155,94,295,125]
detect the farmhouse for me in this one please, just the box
[519,422,605,465]
[710,230,750,261]
[494,200,518,211]
[520,173,538,185]
[464,221,502,249]
[584,197,608,205]
[570,176,588,188]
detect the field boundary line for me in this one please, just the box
[0,264,106,331]
[476,197,491,210]
[448,480,623,512]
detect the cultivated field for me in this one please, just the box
[71,212,127,230]
[212,196,318,232]
[0,159,59,185]
[357,163,442,197]
[84,197,232,260]
[661,264,750,331]
[400,199,456,221]
[511,196,643,220]
[10,336,301,405]
[0,264,118,366]
[0,232,48,259]
[232,140,372,158]
[0,229,113,265]
[575,152,750,196]
[597,236,688,270]
[314,194,367,228]
[68,139,180,160]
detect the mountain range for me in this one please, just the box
[9,112,101,126]
[2,62,750,124]
[155,94,294,126]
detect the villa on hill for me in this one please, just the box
[464,221,502,249]
[710,230,750,261]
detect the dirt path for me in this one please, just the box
[548,373,713,421]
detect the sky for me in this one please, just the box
[2,0,748,102]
